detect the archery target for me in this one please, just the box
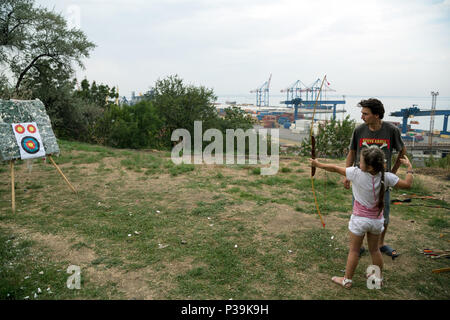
[21,136,40,154]
[27,124,37,134]
[11,122,46,160]
[14,124,25,134]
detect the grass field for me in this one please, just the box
[0,140,449,300]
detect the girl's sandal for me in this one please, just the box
[331,276,352,289]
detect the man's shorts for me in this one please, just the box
[348,215,385,237]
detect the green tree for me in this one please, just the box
[93,101,163,149]
[0,0,33,50]
[217,106,255,131]
[94,76,259,151]
[0,0,95,94]
[74,79,118,109]
[0,0,103,142]
[150,75,218,148]
[30,78,102,141]
[0,74,12,98]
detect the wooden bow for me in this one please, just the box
[310,75,327,228]
[311,135,316,177]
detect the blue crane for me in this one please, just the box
[281,98,346,121]
[250,74,272,107]
[390,107,450,135]
[280,80,310,108]
[280,77,342,119]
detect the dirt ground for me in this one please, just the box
[1,150,449,299]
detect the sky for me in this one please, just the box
[34,0,450,102]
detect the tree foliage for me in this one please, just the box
[0,0,33,50]
[33,78,103,141]
[74,79,119,109]
[92,76,256,151]
[0,0,95,94]
[150,75,219,148]
[300,115,356,158]
[217,106,255,131]
[93,101,163,149]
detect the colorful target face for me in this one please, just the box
[11,122,46,160]
[27,124,37,134]
[14,124,25,134]
[21,136,40,154]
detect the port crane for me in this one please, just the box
[280,80,310,108]
[280,77,344,120]
[390,106,450,135]
[250,74,272,107]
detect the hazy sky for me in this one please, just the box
[35,0,450,99]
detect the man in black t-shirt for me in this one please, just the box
[344,98,407,259]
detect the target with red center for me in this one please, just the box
[14,124,25,134]
[27,124,37,134]
[11,122,46,160]
[21,136,40,154]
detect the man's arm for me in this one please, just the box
[391,146,407,174]
[390,124,407,174]
[346,149,356,167]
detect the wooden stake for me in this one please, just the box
[10,160,15,213]
[48,155,77,194]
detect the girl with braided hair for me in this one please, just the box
[310,147,413,289]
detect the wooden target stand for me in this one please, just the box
[9,154,77,213]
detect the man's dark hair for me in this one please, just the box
[358,98,385,119]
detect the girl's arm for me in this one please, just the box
[393,156,413,189]
[309,159,346,176]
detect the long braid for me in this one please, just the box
[378,170,385,215]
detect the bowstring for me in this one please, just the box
[310,75,327,228]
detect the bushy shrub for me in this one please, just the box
[425,154,450,169]
[300,116,356,158]
[93,101,163,149]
